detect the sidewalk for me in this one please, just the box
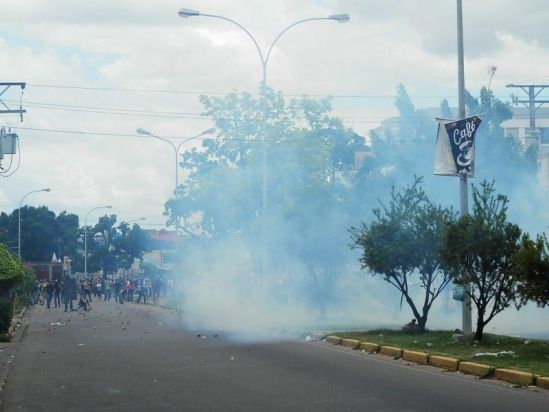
[0,306,31,394]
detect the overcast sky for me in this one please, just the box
[2,0,549,227]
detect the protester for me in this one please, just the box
[63,275,77,312]
[53,279,62,308]
[45,281,54,309]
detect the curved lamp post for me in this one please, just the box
[136,127,216,236]
[84,205,112,279]
[18,188,50,259]
[178,8,350,276]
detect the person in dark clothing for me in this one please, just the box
[63,275,77,312]
[45,281,54,309]
[53,280,62,308]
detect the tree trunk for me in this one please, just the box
[417,317,427,334]
[474,311,485,341]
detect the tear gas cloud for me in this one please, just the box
[169,89,549,341]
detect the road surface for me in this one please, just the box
[1,300,548,411]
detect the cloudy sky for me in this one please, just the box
[2,0,549,226]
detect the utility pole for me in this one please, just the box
[0,83,25,175]
[506,84,549,148]
[456,0,472,336]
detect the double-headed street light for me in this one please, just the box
[84,205,112,279]
[178,8,350,276]
[136,127,216,235]
[18,188,50,259]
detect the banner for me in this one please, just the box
[434,115,481,176]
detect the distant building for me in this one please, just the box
[142,229,177,270]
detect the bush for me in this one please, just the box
[0,298,13,334]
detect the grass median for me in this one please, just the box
[333,329,549,377]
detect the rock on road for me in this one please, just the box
[1,300,548,411]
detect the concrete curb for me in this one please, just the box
[402,350,429,365]
[494,368,535,386]
[359,342,379,353]
[536,376,549,390]
[326,335,342,345]
[379,345,402,359]
[322,335,548,390]
[458,361,493,377]
[341,338,360,349]
[428,355,459,371]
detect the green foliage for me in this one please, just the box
[441,181,523,341]
[13,267,36,306]
[514,233,549,307]
[0,298,12,334]
[80,215,149,275]
[350,177,456,331]
[0,243,25,294]
[0,207,80,262]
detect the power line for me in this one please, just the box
[26,82,511,100]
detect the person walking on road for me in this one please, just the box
[45,281,54,309]
[63,275,77,312]
[53,279,62,308]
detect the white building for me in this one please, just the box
[502,107,549,187]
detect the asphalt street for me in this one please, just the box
[1,300,548,412]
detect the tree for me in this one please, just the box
[350,177,456,332]
[0,244,25,297]
[441,181,523,341]
[514,233,549,307]
[0,207,79,262]
[165,89,368,313]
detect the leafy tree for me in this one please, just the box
[165,89,368,313]
[514,233,549,307]
[441,181,523,341]
[350,177,456,332]
[77,215,148,276]
[0,243,25,297]
[0,207,79,262]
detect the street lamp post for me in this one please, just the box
[18,188,50,259]
[84,205,112,279]
[136,127,215,236]
[178,8,350,276]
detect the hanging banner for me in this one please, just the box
[434,115,481,176]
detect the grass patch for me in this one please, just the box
[334,329,549,377]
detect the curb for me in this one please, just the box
[428,355,459,371]
[323,335,547,390]
[458,361,493,377]
[359,342,379,353]
[341,338,360,349]
[494,368,535,386]
[402,350,429,365]
[326,335,342,345]
[536,376,549,390]
[379,345,402,358]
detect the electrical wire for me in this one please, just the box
[26,83,512,100]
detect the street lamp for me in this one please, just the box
[84,205,112,279]
[178,8,350,276]
[136,127,216,235]
[18,188,50,259]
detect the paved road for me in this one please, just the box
[1,300,548,411]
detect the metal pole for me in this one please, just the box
[457,0,472,336]
[84,205,112,279]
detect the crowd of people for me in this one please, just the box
[32,275,173,312]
